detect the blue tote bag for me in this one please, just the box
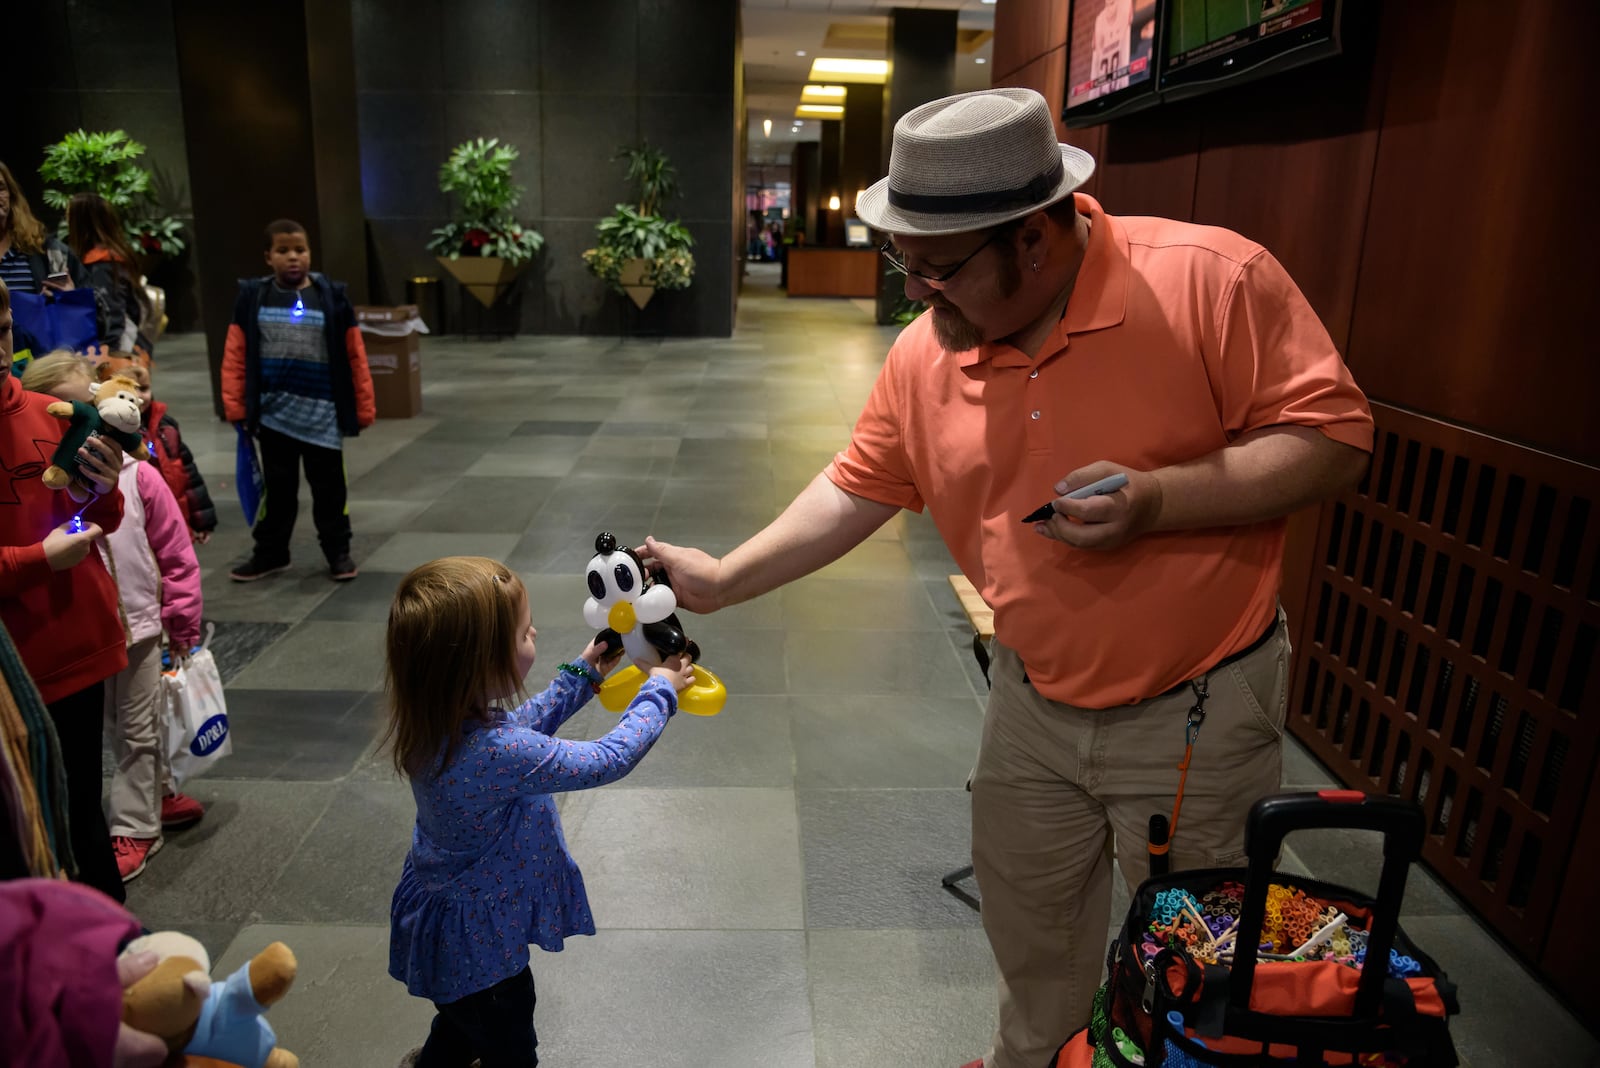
[235,425,265,526]
[9,288,99,354]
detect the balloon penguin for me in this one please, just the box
[581,531,727,716]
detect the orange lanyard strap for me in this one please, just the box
[1166,677,1210,846]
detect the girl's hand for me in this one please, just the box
[578,635,625,679]
[649,652,696,693]
[193,530,212,545]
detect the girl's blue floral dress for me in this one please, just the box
[390,670,677,1002]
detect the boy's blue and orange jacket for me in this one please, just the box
[220,272,375,436]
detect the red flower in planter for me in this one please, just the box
[140,234,162,254]
[464,228,490,251]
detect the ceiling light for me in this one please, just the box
[982,0,997,4]
[796,50,807,56]
[808,57,889,83]
[763,118,772,137]
[795,104,845,118]
[800,84,849,102]
[975,57,987,64]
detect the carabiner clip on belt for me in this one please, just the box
[1147,676,1210,877]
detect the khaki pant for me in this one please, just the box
[972,611,1289,1068]
[104,636,173,840]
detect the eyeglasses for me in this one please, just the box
[880,229,1002,285]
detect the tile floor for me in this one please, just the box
[116,266,1595,1067]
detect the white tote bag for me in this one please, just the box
[162,622,232,786]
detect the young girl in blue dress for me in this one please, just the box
[384,555,694,1067]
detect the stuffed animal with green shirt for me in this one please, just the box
[41,371,145,490]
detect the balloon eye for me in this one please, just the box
[586,570,606,599]
[614,564,635,593]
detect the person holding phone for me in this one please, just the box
[0,161,87,298]
[642,89,1374,1068]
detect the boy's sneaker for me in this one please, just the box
[161,791,205,829]
[229,556,290,582]
[329,553,358,581]
[113,836,162,882]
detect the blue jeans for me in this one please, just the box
[417,967,537,1068]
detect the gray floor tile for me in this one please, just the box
[200,567,341,624]
[785,628,972,698]
[259,778,415,924]
[211,689,375,780]
[122,780,336,927]
[560,787,804,930]
[360,531,521,573]
[304,569,408,622]
[809,928,995,1068]
[536,930,815,1068]
[1282,733,1342,787]
[672,622,788,695]
[780,575,947,631]
[798,788,982,930]
[410,475,561,532]
[559,694,796,788]
[228,621,387,691]
[791,694,983,789]
[1400,915,1599,1068]
[205,620,292,683]
[209,923,431,1068]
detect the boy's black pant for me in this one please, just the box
[47,681,124,903]
[253,426,350,564]
[417,967,537,1067]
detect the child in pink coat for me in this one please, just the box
[21,353,206,881]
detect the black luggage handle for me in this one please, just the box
[1229,791,1425,1018]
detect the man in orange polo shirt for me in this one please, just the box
[646,88,1372,1068]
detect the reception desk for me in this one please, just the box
[786,247,879,298]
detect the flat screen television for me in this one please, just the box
[1160,0,1343,99]
[1062,0,1164,128]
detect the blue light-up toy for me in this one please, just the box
[291,294,305,320]
[68,515,86,533]
[146,440,158,460]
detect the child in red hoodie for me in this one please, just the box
[0,279,129,901]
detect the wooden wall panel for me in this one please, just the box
[1346,2,1600,465]
[992,0,1067,82]
[1186,48,1383,352]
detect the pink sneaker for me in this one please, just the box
[112,836,162,882]
[161,792,206,829]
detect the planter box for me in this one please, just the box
[437,255,521,308]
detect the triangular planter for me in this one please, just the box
[617,257,656,309]
[437,255,521,308]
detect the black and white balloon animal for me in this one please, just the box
[581,531,696,666]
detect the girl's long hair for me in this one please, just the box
[0,161,47,254]
[66,192,141,269]
[382,556,529,779]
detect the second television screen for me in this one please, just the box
[1165,0,1324,73]
[1065,0,1160,112]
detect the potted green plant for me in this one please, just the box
[39,129,187,261]
[583,144,695,309]
[428,137,544,307]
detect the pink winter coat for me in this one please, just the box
[96,451,203,650]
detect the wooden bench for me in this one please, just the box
[947,574,994,641]
[944,574,992,910]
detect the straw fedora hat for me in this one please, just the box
[855,88,1096,237]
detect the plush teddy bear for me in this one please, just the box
[41,371,146,490]
[120,931,300,1068]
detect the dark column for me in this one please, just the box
[791,141,819,246]
[816,119,842,246]
[841,83,887,223]
[172,0,367,417]
[889,7,958,129]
